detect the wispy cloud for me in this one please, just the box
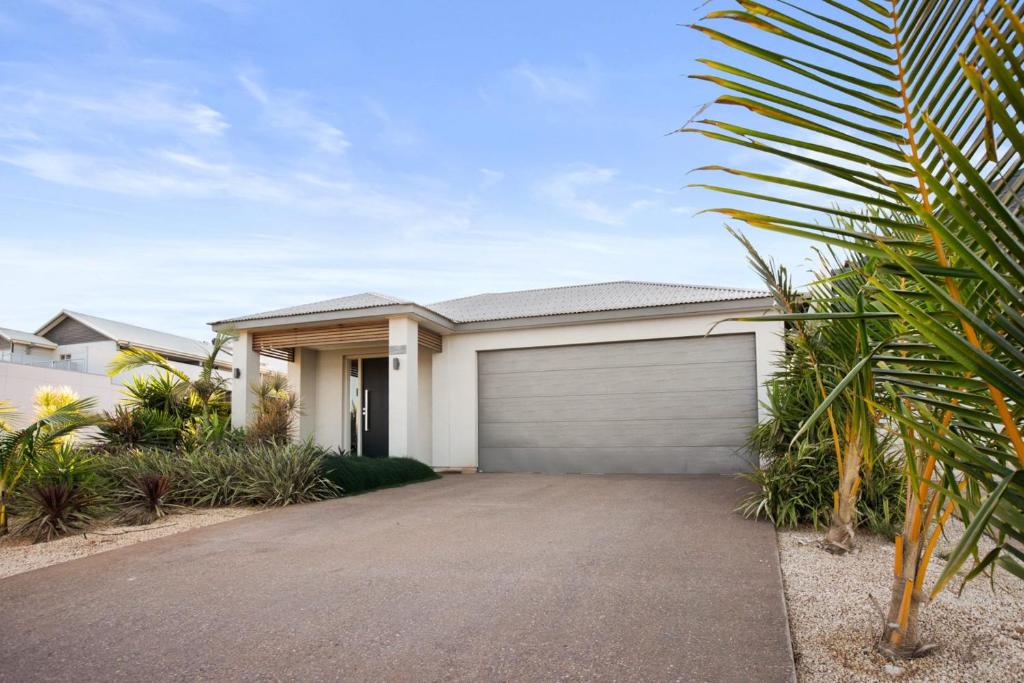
[479,168,504,188]
[538,165,624,225]
[0,83,228,138]
[508,61,597,103]
[239,73,350,154]
[38,0,178,34]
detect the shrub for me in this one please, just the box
[320,455,438,495]
[103,449,180,525]
[248,373,299,445]
[102,442,340,511]
[15,444,104,542]
[98,405,181,451]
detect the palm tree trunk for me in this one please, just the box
[824,427,862,553]
[879,524,925,658]
[0,489,8,535]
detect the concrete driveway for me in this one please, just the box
[0,474,794,682]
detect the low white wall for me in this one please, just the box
[0,362,122,425]
[431,309,785,469]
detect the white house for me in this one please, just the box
[0,310,231,419]
[214,281,783,474]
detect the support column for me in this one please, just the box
[230,331,260,430]
[388,317,419,459]
[287,347,318,442]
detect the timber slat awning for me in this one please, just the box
[252,320,442,361]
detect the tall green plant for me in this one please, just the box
[689,0,1024,658]
[0,399,97,534]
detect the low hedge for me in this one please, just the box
[320,456,439,495]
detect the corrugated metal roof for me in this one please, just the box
[40,311,229,364]
[0,326,58,349]
[217,292,411,323]
[428,281,768,323]
[215,281,768,326]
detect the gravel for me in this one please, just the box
[0,507,259,579]
[778,527,1024,682]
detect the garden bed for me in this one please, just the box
[778,528,1024,682]
[0,507,258,580]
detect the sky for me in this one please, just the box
[0,0,809,340]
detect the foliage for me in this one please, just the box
[0,400,13,432]
[691,0,1024,657]
[101,442,339,512]
[248,373,299,445]
[14,444,104,542]
[320,454,439,495]
[0,398,97,534]
[98,405,182,451]
[740,366,905,537]
[32,385,81,420]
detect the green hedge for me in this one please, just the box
[320,456,439,495]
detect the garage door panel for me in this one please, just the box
[479,335,754,375]
[477,334,757,474]
[479,447,753,474]
[479,361,755,399]
[479,390,755,424]
[480,418,752,449]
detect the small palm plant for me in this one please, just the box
[108,331,235,417]
[0,398,97,535]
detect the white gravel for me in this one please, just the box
[779,528,1024,682]
[0,507,259,579]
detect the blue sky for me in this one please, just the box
[0,0,807,339]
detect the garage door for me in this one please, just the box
[477,334,757,474]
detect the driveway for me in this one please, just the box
[0,474,794,682]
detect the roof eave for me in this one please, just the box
[210,303,457,333]
[448,297,778,331]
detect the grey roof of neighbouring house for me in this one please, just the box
[35,310,231,366]
[214,281,769,326]
[0,326,58,349]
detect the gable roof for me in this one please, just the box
[36,310,230,367]
[213,280,769,328]
[221,293,411,323]
[0,326,58,349]
[428,281,768,323]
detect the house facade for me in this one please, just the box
[214,281,783,474]
[0,310,232,419]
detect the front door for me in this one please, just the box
[361,357,389,457]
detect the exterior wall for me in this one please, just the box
[2,342,58,365]
[313,350,344,451]
[43,318,107,345]
[430,309,784,469]
[417,351,433,464]
[0,361,122,424]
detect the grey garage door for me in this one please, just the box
[477,334,757,474]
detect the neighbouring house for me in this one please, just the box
[0,310,231,419]
[213,281,783,474]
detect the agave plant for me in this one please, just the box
[689,0,1024,658]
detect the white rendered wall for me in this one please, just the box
[430,310,785,469]
[0,362,122,425]
[313,350,344,451]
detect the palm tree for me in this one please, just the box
[0,398,97,534]
[107,331,235,416]
[689,0,1024,658]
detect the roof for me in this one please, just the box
[221,293,411,323]
[36,310,231,366]
[0,326,58,349]
[214,280,769,327]
[428,281,768,323]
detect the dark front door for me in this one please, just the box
[361,357,389,457]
